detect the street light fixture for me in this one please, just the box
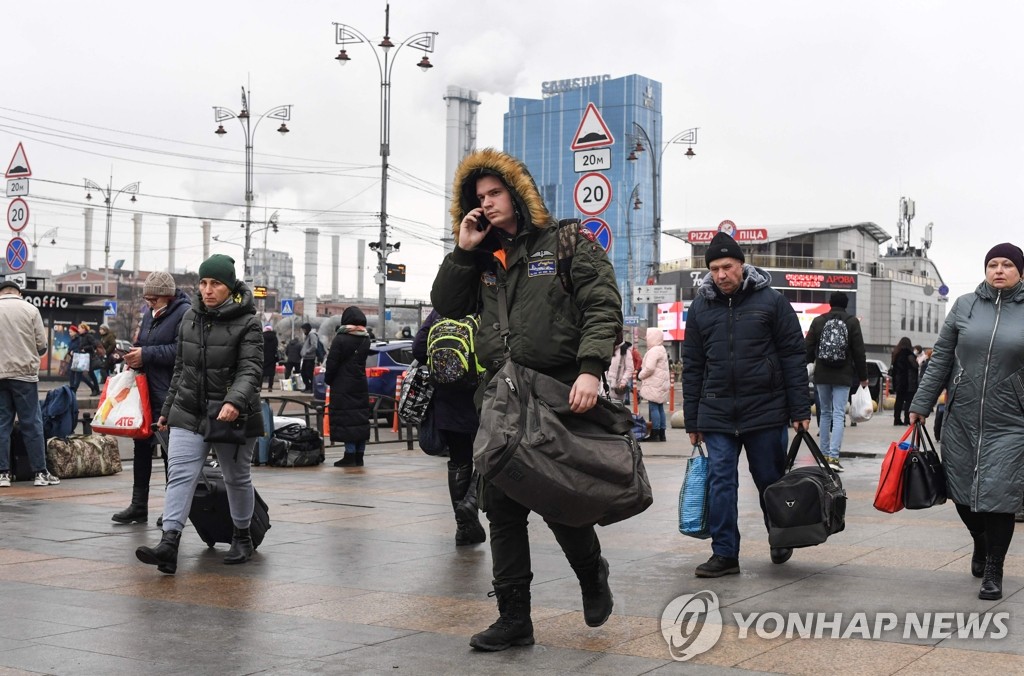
[213,87,292,284]
[627,123,698,286]
[332,3,437,338]
[84,175,140,294]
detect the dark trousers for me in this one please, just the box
[482,480,601,587]
[894,390,912,424]
[440,430,473,466]
[132,435,168,496]
[704,426,788,559]
[70,368,99,394]
[263,364,277,391]
[955,503,1015,553]
[300,359,315,392]
[284,361,300,379]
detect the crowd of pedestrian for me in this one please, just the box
[1,149,1021,649]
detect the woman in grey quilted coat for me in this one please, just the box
[911,242,1024,601]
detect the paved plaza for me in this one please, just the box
[0,412,1021,675]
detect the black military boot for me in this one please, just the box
[224,526,254,565]
[574,556,614,627]
[448,462,485,546]
[469,584,534,651]
[970,530,986,578]
[979,547,1007,600]
[135,530,181,575]
[112,486,149,524]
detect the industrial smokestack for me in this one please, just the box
[331,235,340,300]
[357,239,365,299]
[84,208,94,269]
[202,220,211,261]
[443,86,481,254]
[132,213,142,274]
[168,217,177,273]
[304,228,319,317]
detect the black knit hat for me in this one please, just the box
[198,254,238,288]
[340,306,366,326]
[829,291,849,309]
[705,232,745,267]
[984,242,1024,275]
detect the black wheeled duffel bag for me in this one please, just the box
[764,429,846,548]
[190,466,271,549]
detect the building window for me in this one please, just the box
[776,235,814,259]
[926,304,932,336]
[901,299,907,330]
[917,301,924,332]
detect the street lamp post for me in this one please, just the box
[28,226,58,278]
[332,3,437,338]
[623,184,642,317]
[627,123,698,285]
[84,175,140,295]
[213,87,291,284]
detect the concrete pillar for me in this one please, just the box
[357,239,365,300]
[304,228,319,316]
[202,220,211,261]
[168,217,177,273]
[331,235,340,301]
[84,208,94,269]
[132,213,142,274]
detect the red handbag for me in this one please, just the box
[873,425,915,513]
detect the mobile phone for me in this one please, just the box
[476,211,489,232]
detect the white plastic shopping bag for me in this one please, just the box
[91,369,152,439]
[851,385,874,423]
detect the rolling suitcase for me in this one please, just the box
[153,427,271,548]
[191,466,271,549]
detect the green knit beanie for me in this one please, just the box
[198,254,238,288]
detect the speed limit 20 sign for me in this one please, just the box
[573,172,612,217]
[7,197,28,232]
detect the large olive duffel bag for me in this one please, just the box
[473,360,654,528]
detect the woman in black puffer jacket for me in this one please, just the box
[890,336,918,425]
[136,254,264,575]
[325,306,371,467]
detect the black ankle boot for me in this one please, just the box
[970,531,986,578]
[448,462,485,546]
[574,556,614,627]
[334,452,363,467]
[136,530,181,575]
[469,584,534,651]
[112,502,148,524]
[224,526,254,565]
[979,552,1006,600]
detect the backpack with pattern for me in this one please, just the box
[427,315,484,388]
[816,317,850,368]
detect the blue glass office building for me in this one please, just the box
[504,74,662,313]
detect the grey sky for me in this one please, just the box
[5,1,1021,304]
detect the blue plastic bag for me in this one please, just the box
[678,444,711,539]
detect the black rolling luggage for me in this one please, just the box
[191,466,271,549]
[153,427,271,549]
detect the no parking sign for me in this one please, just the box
[581,217,612,252]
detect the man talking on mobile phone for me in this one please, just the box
[431,148,622,652]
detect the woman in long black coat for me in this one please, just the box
[325,306,371,467]
[890,336,918,425]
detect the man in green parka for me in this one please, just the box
[430,148,623,651]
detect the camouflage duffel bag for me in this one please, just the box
[45,435,123,479]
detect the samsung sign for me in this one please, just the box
[542,74,612,97]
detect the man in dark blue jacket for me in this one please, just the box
[111,272,191,524]
[683,232,811,577]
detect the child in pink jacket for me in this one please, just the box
[638,327,670,441]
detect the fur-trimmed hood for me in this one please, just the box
[449,148,553,237]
